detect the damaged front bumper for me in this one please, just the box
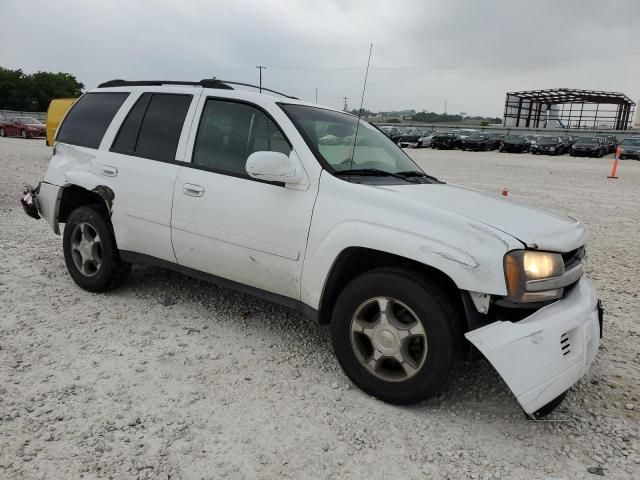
[20,181,63,234]
[465,277,601,414]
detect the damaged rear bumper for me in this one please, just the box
[21,181,63,234]
[465,277,601,414]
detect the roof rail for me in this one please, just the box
[216,81,298,99]
[97,78,298,99]
[97,78,233,89]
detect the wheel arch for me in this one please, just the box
[316,247,468,336]
[58,183,113,225]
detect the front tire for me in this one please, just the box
[0,127,5,137]
[63,205,131,292]
[20,129,27,139]
[330,268,456,405]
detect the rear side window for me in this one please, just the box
[56,92,129,148]
[112,93,192,162]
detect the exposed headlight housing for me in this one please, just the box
[504,250,565,303]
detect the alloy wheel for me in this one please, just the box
[350,296,428,382]
[70,222,103,277]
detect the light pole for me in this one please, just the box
[256,65,266,93]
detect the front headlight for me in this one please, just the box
[504,250,564,303]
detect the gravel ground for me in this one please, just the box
[0,137,639,480]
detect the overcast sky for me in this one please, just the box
[1,0,638,116]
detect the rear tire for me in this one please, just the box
[0,127,5,137]
[330,268,456,405]
[63,205,131,292]
[20,129,27,139]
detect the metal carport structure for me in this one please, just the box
[503,88,636,130]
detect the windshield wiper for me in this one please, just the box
[395,170,441,182]
[334,168,420,183]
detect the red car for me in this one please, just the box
[0,115,46,138]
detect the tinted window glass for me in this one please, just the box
[193,100,291,175]
[111,93,152,153]
[135,94,191,161]
[57,92,128,148]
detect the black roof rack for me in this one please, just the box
[97,78,298,99]
[97,78,233,89]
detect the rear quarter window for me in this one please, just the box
[56,92,129,148]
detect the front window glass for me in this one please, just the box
[281,104,423,174]
[193,99,291,176]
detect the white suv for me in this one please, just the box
[22,79,602,417]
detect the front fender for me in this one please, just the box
[301,220,519,310]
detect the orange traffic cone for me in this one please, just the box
[607,147,621,179]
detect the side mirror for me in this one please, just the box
[246,151,306,187]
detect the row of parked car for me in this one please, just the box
[0,114,46,138]
[379,125,638,159]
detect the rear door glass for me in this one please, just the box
[111,93,192,162]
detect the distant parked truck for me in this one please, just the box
[46,98,77,146]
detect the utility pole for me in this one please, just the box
[444,100,447,114]
[256,65,266,93]
[343,96,349,111]
[315,88,318,103]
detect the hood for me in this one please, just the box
[380,184,585,252]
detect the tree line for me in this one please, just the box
[0,67,84,112]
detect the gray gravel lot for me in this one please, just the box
[0,137,639,479]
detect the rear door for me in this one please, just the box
[100,90,200,262]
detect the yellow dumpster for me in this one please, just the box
[46,98,77,146]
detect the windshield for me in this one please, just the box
[505,135,523,142]
[469,134,487,140]
[576,138,598,144]
[16,117,42,124]
[539,137,557,145]
[623,138,640,146]
[282,104,424,175]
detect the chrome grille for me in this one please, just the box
[562,246,585,271]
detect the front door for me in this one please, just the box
[171,97,317,299]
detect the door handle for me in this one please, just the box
[183,183,205,197]
[99,165,118,177]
